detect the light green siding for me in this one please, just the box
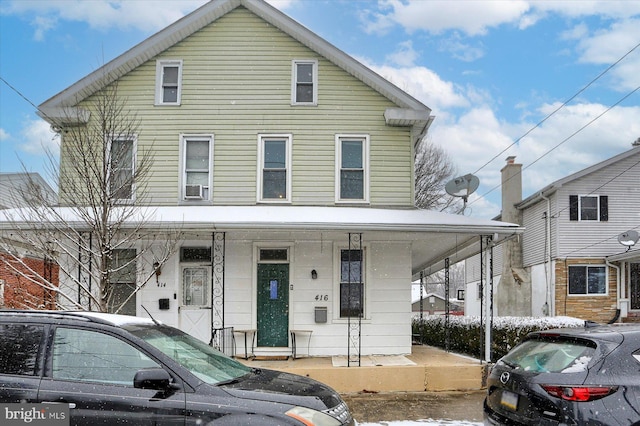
[66,7,415,207]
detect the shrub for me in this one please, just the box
[412,315,585,362]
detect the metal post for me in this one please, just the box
[444,257,450,352]
[347,232,362,367]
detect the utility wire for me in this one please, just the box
[471,84,640,205]
[471,40,640,177]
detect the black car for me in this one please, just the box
[0,310,354,426]
[484,323,640,425]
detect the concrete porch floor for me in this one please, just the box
[237,345,489,393]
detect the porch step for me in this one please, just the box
[251,355,290,361]
[238,345,488,393]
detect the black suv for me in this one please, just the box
[484,324,640,425]
[0,310,354,425]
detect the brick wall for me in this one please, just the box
[555,258,618,323]
[0,252,59,310]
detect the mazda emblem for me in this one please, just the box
[500,371,510,384]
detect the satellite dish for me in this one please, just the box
[618,230,639,250]
[445,174,480,202]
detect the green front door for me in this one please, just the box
[257,263,289,347]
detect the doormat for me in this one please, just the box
[331,355,416,367]
[252,355,290,361]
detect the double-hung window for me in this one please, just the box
[258,134,291,203]
[291,60,317,105]
[155,60,183,105]
[109,136,135,202]
[181,135,213,201]
[336,135,369,203]
[569,195,608,221]
[568,265,607,295]
[340,249,364,318]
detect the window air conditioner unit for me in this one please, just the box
[185,184,204,199]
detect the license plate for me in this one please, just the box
[501,390,518,411]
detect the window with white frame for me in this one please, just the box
[336,135,369,203]
[109,136,135,202]
[155,60,183,105]
[339,249,364,318]
[180,247,211,307]
[181,135,213,201]
[291,60,317,105]
[568,265,607,295]
[569,195,608,221]
[257,135,291,202]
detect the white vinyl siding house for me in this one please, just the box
[460,145,640,322]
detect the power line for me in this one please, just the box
[471,40,640,177]
[472,85,640,204]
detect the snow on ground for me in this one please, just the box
[358,421,482,425]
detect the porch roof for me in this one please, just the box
[0,205,523,277]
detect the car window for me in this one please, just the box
[129,325,251,384]
[500,338,596,373]
[0,324,44,376]
[52,327,160,385]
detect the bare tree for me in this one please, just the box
[414,139,462,212]
[0,78,181,313]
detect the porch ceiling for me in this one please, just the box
[0,205,523,277]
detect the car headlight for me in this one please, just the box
[285,406,342,426]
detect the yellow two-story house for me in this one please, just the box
[35,0,519,358]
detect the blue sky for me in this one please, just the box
[1,0,639,219]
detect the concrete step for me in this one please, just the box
[238,345,488,393]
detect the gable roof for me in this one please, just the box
[0,173,57,209]
[517,144,640,209]
[37,0,433,143]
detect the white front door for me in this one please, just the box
[179,266,212,343]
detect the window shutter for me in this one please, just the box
[599,195,608,221]
[569,195,578,221]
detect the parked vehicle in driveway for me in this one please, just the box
[0,310,354,425]
[484,323,640,425]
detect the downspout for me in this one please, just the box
[541,193,552,316]
[605,259,621,324]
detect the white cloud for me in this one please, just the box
[363,60,471,111]
[19,119,59,158]
[0,128,9,140]
[385,40,419,67]
[368,0,531,36]
[366,0,640,37]
[572,18,640,91]
[3,0,298,39]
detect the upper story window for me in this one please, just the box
[336,135,369,203]
[108,136,136,202]
[568,265,607,295]
[181,135,213,202]
[291,60,317,105]
[569,195,608,221]
[155,60,183,105]
[257,134,292,203]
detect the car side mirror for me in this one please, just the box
[134,368,172,390]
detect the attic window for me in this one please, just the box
[291,60,317,105]
[155,60,183,105]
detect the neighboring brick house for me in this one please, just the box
[461,140,640,323]
[2,0,520,358]
[0,173,58,309]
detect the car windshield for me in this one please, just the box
[129,325,251,384]
[500,337,596,373]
